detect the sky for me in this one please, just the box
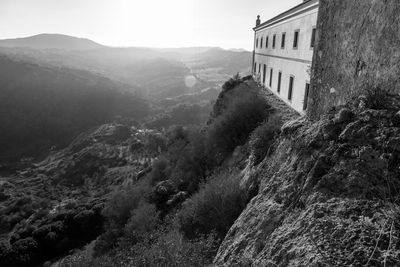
[0,0,301,50]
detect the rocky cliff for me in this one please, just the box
[215,92,400,266]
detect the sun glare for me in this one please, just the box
[113,0,198,47]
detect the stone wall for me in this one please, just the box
[308,0,400,119]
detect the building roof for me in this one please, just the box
[254,0,319,31]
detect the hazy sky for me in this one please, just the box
[0,0,301,50]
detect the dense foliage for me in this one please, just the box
[83,77,273,265]
[0,76,276,266]
[0,200,104,267]
[249,115,282,165]
[177,168,247,239]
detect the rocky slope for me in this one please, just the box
[215,92,400,266]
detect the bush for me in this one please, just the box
[123,201,159,243]
[126,228,219,267]
[102,181,151,229]
[206,92,270,163]
[249,115,282,165]
[148,157,170,185]
[177,169,247,239]
[95,181,151,254]
[61,228,219,267]
[10,237,39,266]
[170,133,210,193]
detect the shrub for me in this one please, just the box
[0,239,11,267]
[170,134,210,193]
[95,180,151,254]
[123,201,159,243]
[10,237,39,266]
[249,115,282,165]
[59,251,115,267]
[177,168,247,239]
[148,157,170,185]
[102,180,151,229]
[129,229,219,267]
[61,228,219,267]
[206,92,270,163]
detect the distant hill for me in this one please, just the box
[0,55,150,160]
[228,48,249,52]
[0,33,105,50]
[0,34,251,101]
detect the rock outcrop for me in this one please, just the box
[215,93,400,266]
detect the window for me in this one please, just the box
[266,36,269,48]
[262,65,267,84]
[281,33,286,49]
[254,62,257,74]
[277,72,282,93]
[260,37,263,48]
[303,83,310,110]
[310,27,316,48]
[259,64,261,74]
[293,30,299,49]
[256,38,259,48]
[269,68,273,87]
[272,34,276,48]
[288,76,294,101]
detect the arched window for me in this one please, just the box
[260,37,263,48]
[256,38,259,48]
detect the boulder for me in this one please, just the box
[154,180,175,197]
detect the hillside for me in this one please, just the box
[215,90,400,266]
[0,34,105,50]
[1,73,400,266]
[0,55,149,161]
[0,34,252,99]
[0,123,165,267]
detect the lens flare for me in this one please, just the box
[184,75,197,88]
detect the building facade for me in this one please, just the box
[252,0,319,113]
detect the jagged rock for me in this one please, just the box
[321,120,341,140]
[281,117,306,136]
[239,162,260,200]
[215,98,400,266]
[154,180,175,197]
[339,120,362,141]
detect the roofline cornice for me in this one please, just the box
[253,0,319,31]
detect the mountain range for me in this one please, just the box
[0,34,252,99]
[0,33,105,50]
[0,34,252,161]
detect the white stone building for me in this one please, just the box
[252,0,319,113]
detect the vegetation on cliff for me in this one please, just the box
[52,76,274,266]
[215,88,400,266]
[5,74,399,267]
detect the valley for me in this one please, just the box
[0,34,253,266]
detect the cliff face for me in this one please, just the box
[308,0,400,119]
[215,94,400,266]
